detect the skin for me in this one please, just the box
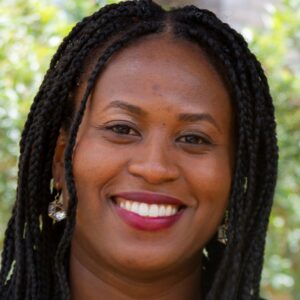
[53,34,235,300]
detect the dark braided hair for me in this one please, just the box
[0,1,278,299]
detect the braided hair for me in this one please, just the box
[0,1,278,299]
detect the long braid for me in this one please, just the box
[55,22,165,299]
[0,1,278,299]
[172,21,250,295]
[170,7,277,298]
[0,1,165,299]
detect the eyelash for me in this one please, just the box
[103,123,211,145]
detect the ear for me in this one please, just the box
[52,129,67,189]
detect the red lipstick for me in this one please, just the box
[110,191,186,231]
[113,191,185,206]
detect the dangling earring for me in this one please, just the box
[48,188,66,222]
[217,210,229,245]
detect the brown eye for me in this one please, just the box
[105,124,139,136]
[177,134,210,145]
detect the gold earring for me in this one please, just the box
[48,190,66,222]
[217,210,228,245]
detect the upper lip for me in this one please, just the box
[112,191,186,206]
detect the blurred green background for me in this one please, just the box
[0,0,299,298]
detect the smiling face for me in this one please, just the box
[53,34,235,281]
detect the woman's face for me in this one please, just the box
[54,34,235,278]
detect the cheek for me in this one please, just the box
[71,132,129,229]
[71,133,128,240]
[178,152,232,250]
[72,134,126,188]
[189,152,232,197]
[187,150,232,226]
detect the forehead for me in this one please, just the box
[77,34,231,116]
[100,34,225,88]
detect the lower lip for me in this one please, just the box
[111,201,185,231]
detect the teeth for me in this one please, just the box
[138,203,149,216]
[149,204,159,217]
[166,205,172,216]
[158,205,166,217]
[131,202,139,214]
[125,201,131,210]
[115,197,180,217]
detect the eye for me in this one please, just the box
[177,134,210,145]
[104,124,139,136]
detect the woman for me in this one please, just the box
[0,0,278,299]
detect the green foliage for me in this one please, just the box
[244,1,300,298]
[0,0,105,247]
[0,0,299,298]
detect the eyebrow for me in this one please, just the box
[104,100,148,117]
[178,112,221,132]
[104,100,221,132]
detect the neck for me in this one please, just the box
[70,251,203,300]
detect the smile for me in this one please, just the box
[115,197,180,217]
[110,192,186,231]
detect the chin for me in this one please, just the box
[116,255,178,279]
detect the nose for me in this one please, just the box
[127,139,180,184]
